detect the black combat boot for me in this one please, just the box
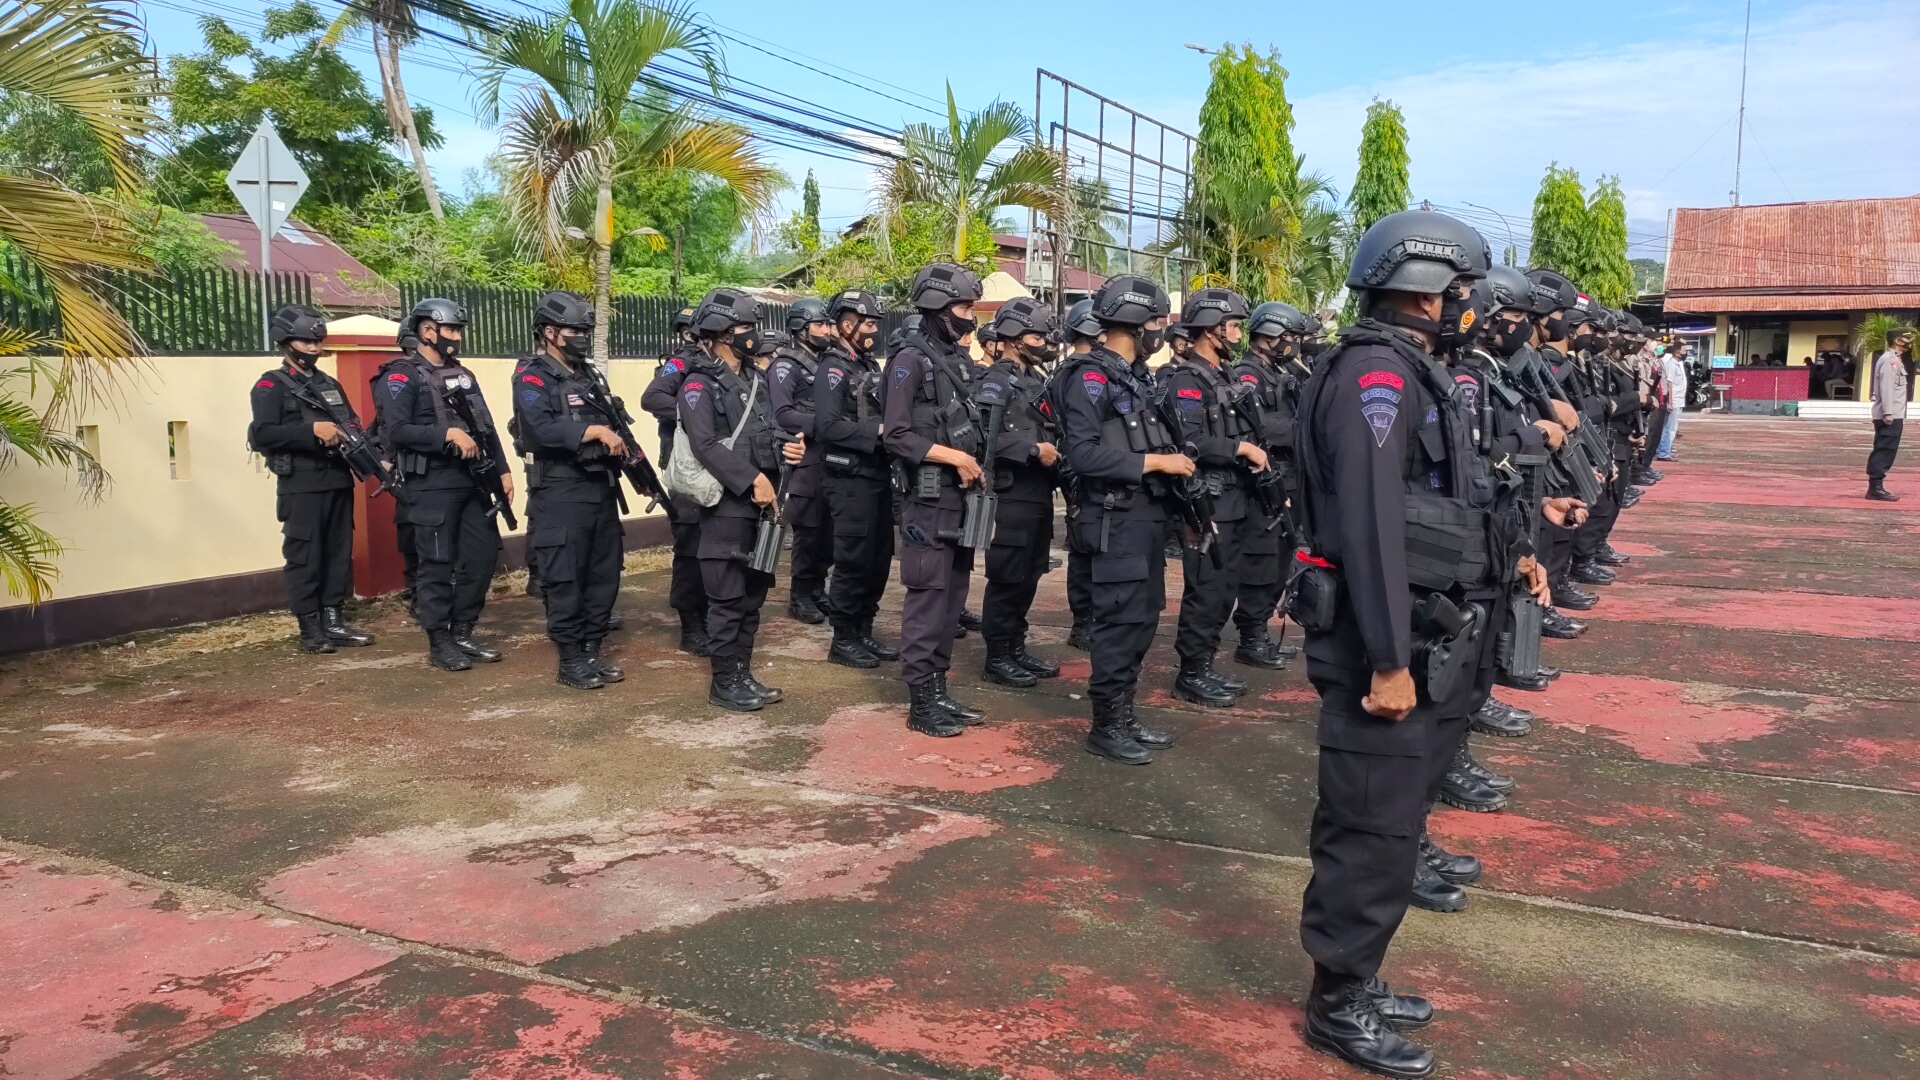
[741,660,782,705]
[857,618,901,661]
[983,639,1038,688]
[557,643,605,690]
[1366,975,1435,1034]
[1494,666,1551,692]
[427,629,471,672]
[787,588,827,625]
[1410,856,1470,913]
[606,609,625,631]
[1199,654,1247,695]
[1541,608,1586,638]
[296,613,336,654]
[1570,559,1616,586]
[1470,698,1534,737]
[829,622,880,669]
[1420,829,1482,886]
[1173,656,1238,708]
[1549,581,1597,610]
[932,672,984,724]
[1303,966,1437,1078]
[708,657,764,712]
[1067,620,1090,650]
[1536,664,1563,680]
[1232,628,1289,670]
[1437,748,1509,813]
[1009,637,1060,678]
[321,606,373,647]
[677,608,712,658]
[1086,695,1155,765]
[907,678,965,737]
[958,609,982,635]
[1619,488,1643,510]
[1455,741,1514,795]
[1121,689,1174,749]
[450,621,501,663]
[1867,482,1901,502]
[582,639,623,682]
[1596,543,1632,566]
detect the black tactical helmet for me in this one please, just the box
[976,322,1000,343]
[990,297,1059,341]
[271,304,328,346]
[889,312,924,351]
[1245,300,1308,339]
[1167,322,1192,342]
[1179,287,1251,330]
[1090,274,1171,328]
[1345,209,1486,295]
[1524,268,1583,316]
[692,288,761,335]
[401,297,467,340]
[785,297,831,334]
[908,262,984,311]
[1059,298,1101,342]
[755,329,789,356]
[826,288,884,321]
[671,306,695,336]
[533,290,595,330]
[1484,266,1532,314]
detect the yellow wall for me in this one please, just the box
[0,354,666,612]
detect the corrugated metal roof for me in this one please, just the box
[199,214,398,311]
[1666,196,1920,301]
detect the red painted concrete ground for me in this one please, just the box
[2,415,1918,1078]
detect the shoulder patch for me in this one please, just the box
[521,373,544,387]
[682,380,704,408]
[253,378,276,391]
[1358,370,1405,390]
[891,362,912,386]
[1362,397,1399,447]
[520,389,540,405]
[1081,370,1107,383]
[1239,373,1259,384]
[1083,372,1105,401]
[1176,387,1203,400]
[826,367,845,389]
[774,360,792,382]
[662,357,685,373]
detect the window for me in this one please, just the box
[167,421,190,480]
[76,424,100,460]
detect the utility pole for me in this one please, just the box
[1732,0,1751,206]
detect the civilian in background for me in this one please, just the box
[1657,346,1687,461]
[1867,329,1915,501]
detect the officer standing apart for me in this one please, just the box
[1163,288,1268,707]
[378,299,509,671]
[677,289,804,710]
[1056,275,1195,764]
[813,288,899,669]
[884,263,991,737]
[1291,210,1504,1079]
[249,304,375,653]
[1867,328,1912,501]
[770,299,836,622]
[975,297,1065,689]
[642,308,711,656]
[1230,300,1314,669]
[511,291,628,690]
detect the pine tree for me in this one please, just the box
[1347,99,1409,234]
[1192,44,1292,194]
[1584,176,1632,306]
[1529,164,1590,286]
[801,169,821,251]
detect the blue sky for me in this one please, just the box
[139,0,1920,263]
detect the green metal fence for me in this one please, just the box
[0,254,311,355]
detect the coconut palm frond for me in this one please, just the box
[0,0,156,194]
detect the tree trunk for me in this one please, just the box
[592,170,614,365]
[951,199,969,262]
[383,31,444,221]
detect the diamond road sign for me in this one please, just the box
[225,118,308,239]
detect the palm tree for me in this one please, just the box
[478,0,782,362]
[1166,155,1338,305]
[0,0,153,601]
[879,84,1064,263]
[322,0,482,220]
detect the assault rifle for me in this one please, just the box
[1512,357,1603,507]
[439,376,520,531]
[748,434,797,575]
[577,362,666,513]
[1170,440,1223,570]
[959,399,1004,550]
[284,379,405,501]
[1224,382,1290,534]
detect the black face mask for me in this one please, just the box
[1573,331,1603,355]
[805,326,836,352]
[1437,294,1488,354]
[427,333,460,362]
[1489,317,1532,357]
[1025,342,1059,364]
[284,344,320,370]
[937,309,976,342]
[1137,326,1166,357]
[561,331,592,360]
[728,326,760,359]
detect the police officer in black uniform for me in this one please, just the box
[1525,269,1602,616]
[770,299,836,625]
[248,304,375,653]
[511,290,628,690]
[676,289,803,710]
[1056,275,1196,764]
[370,332,422,611]
[813,288,898,669]
[378,298,509,671]
[1050,298,1102,652]
[641,308,711,657]
[1229,300,1313,669]
[1162,288,1269,707]
[1291,210,1506,1078]
[975,297,1065,689]
[884,263,991,737]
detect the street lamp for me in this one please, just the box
[1462,201,1519,266]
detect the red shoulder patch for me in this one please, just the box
[1454,373,1477,384]
[521,374,545,386]
[1176,387,1203,399]
[1239,373,1259,383]
[387,372,409,382]
[1358,371,1405,390]
[254,378,276,389]
[1081,370,1107,383]
[683,379,705,392]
